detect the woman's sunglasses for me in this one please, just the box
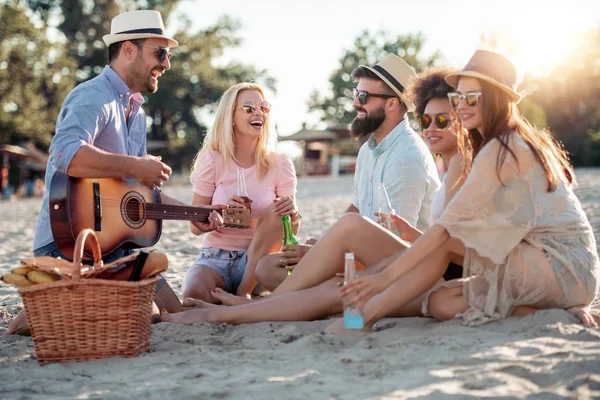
[141,45,172,62]
[420,113,451,130]
[353,88,396,105]
[236,101,271,114]
[447,92,482,108]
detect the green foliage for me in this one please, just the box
[145,15,275,171]
[2,1,273,171]
[308,31,440,126]
[0,2,78,146]
[518,98,548,129]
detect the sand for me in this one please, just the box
[1,173,599,399]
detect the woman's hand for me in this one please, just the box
[228,195,252,209]
[340,271,390,309]
[375,212,422,242]
[190,208,225,234]
[273,196,297,217]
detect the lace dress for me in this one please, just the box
[426,133,600,326]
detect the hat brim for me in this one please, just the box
[445,71,522,104]
[362,65,416,112]
[103,33,178,48]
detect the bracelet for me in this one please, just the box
[291,210,302,222]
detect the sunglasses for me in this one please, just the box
[420,113,452,130]
[236,101,271,114]
[141,44,172,62]
[353,88,396,105]
[447,92,482,108]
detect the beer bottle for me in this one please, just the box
[281,215,298,275]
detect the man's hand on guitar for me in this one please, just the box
[190,206,226,234]
[134,155,172,190]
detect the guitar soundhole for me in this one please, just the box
[120,191,146,229]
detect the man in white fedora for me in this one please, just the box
[347,54,440,233]
[6,10,182,335]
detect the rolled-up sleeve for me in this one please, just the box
[49,96,108,173]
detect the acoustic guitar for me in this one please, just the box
[49,171,252,259]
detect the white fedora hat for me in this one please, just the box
[361,54,417,112]
[103,10,178,48]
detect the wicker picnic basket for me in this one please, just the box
[18,229,159,364]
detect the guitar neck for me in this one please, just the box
[145,203,221,221]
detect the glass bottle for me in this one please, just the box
[281,215,299,275]
[343,252,365,329]
[236,167,252,211]
[376,183,396,233]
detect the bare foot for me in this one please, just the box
[568,305,598,327]
[161,308,219,324]
[211,288,254,306]
[182,298,221,310]
[325,318,372,334]
[3,310,30,336]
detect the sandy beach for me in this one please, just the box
[1,172,599,399]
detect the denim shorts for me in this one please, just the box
[33,241,166,291]
[193,247,248,294]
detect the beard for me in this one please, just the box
[350,105,386,139]
[127,57,163,93]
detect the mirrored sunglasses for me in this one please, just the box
[420,113,451,130]
[237,101,271,114]
[352,88,396,105]
[447,92,482,108]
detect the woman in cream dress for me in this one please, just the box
[342,50,599,328]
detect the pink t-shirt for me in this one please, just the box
[192,151,297,251]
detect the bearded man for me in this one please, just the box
[346,54,440,233]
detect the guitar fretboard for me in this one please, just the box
[145,203,220,221]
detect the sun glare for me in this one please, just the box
[479,2,594,78]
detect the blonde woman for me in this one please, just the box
[183,83,299,302]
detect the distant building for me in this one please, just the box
[280,124,360,176]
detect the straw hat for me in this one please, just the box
[445,50,522,103]
[102,10,178,48]
[360,54,417,112]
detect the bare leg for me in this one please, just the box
[236,204,284,296]
[154,280,182,313]
[359,246,452,330]
[271,213,407,296]
[3,309,29,336]
[182,265,226,304]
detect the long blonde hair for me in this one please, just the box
[190,82,278,180]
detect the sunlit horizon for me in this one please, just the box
[172,0,599,138]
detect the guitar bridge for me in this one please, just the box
[93,182,102,231]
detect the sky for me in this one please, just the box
[171,0,600,138]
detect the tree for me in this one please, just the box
[0,2,77,146]
[308,31,440,126]
[526,26,600,166]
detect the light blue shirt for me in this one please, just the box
[352,119,441,233]
[33,66,148,251]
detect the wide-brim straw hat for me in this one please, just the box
[103,10,178,48]
[445,50,522,103]
[360,54,417,112]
